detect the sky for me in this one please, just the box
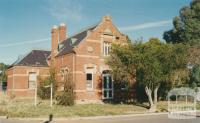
[0,0,191,64]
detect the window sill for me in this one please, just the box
[86,89,94,92]
[103,97,114,100]
[100,55,110,58]
[28,88,36,90]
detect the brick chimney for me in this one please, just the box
[59,23,67,43]
[51,25,59,60]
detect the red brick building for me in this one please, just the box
[7,16,128,103]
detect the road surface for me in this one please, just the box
[0,114,200,123]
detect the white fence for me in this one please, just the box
[168,87,197,119]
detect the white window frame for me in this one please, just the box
[102,73,114,99]
[28,72,37,89]
[61,67,69,81]
[103,42,111,56]
[86,68,94,91]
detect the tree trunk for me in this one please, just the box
[145,86,154,111]
[153,85,160,111]
[154,85,160,104]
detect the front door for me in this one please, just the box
[102,73,113,99]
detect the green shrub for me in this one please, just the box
[113,81,135,103]
[56,79,75,106]
[37,79,51,99]
[56,90,74,106]
[38,68,57,99]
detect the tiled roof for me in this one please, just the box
[12,50,50,67]
[56,24,98,57]
[10,23,99,68]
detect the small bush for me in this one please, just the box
[37,79,51,99]
[56,76,75,106]
[56,90,74,106]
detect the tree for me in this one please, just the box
[107,38,187,110]
[187,45,200,65]
[170,69,189,88]
[38,68,57,99]
[164,0,200,45]
[56,69,75,106]
[189,64,200,87]
[107,44,135,85]
[0,63,8,82]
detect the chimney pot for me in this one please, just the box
[60,23,65,27]
[52,25,58,29]
[59,23,67,43]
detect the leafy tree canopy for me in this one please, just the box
[164,0,200,45]
[107,38,187,109]
[0,63,9,82]
[189,64,200,87]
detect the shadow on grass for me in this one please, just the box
[159,108,168,112]
[43,114,53,123]
[132,102,149,109]
[103,99,149,109]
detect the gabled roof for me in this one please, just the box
[56,23,99,57]
[11,50,50,67]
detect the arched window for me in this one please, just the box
[60,67,69,81]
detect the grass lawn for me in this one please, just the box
[0,96,199,118]
[0,97,149,118]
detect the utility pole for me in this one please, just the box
[34,80,37,106]
[12,67,15,96]
[44,84,53,107]
[50,82,53,107]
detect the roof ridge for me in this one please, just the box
[62,21,100,44]
[56,21,101,57]
[31,48,50,52]
[72,22,100,36]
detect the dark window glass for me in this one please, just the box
[87,73,92,80]
[103,76,107,88]
[109,77,112,89]
[105,46,108,55]
[104,90,107,97]
[109,90,112,97]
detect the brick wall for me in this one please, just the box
[6,66,49,97]
[54,16,128,102]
